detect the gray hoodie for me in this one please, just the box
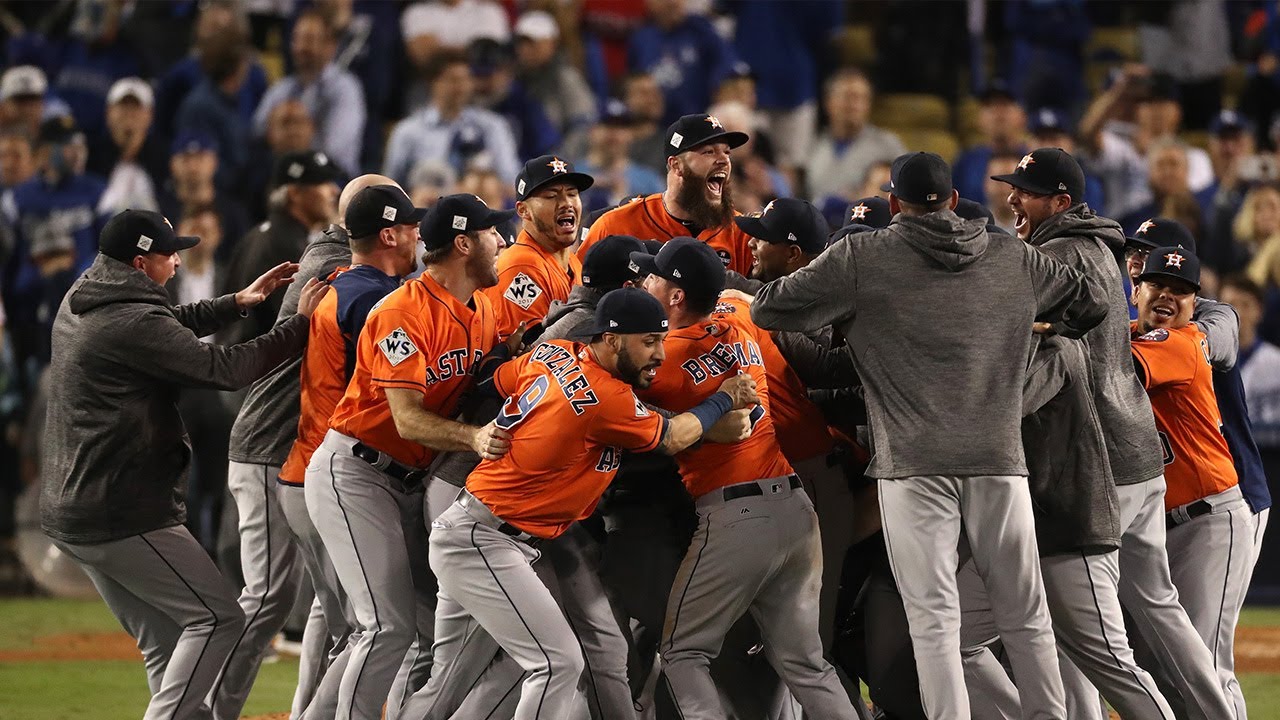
[41,255,309,543]
[1028,206,1164,486]
[752,210,1108,479]
[541,284,604,342]
[227,225,353,466]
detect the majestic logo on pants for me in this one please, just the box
[378,327,419,366]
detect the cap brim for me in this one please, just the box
[733,215,775,242]
[1124,236,1159,251]
[167,235,200,253]
[402,207,428,225]
[677,130,750,156]
[628,250,661,277]
[521,172,595,200]
[989,172,1055,195]
[1137,270,1199,292]
[478,208,517,230]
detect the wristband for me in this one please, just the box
[688,391,734,433]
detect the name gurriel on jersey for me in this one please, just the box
[681,339,764,384]
[531,343,601,415]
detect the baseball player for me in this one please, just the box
[485,154,594,339]
[212,173,400,720]
[425,287,758,720]
[41,209,327,720]
[752,152,1109,719]
[633,237,860,720]
[279,183,425,719]
[1131,245,1252,719]
[542,234,650,340]
[845,195,892,229]
[993,150,1236,719]
[305,193,512,720]
[577,113,755,275]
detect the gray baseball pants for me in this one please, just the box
[427,495,587,720]
[1165,485,1252,720]
[209,461,303,720]
[879,474,1065,720]
[278,481,353,720]
[660,475,857,720]
[1115,477,1235,720]
[54,525,246,720]
[306,430,435,720]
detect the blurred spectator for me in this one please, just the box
[1080,68,1213,218]
[854,160,892,201]
[158,132,250,264]
[1203,110,1259,274]
[407,158,457,208]
[245,99,318,221]
[254,8,365,174]
[627,0,738,124]
[0,134,36,192]
[115,0,199,77]
[708,100,789,213]
[579,99,664,213]
[93,78,165,215]
[0,116,107,397]
[581,0,650,80]
[1237,183,1280,291]
[155,0,268,148]
[222,150,339,346]
[1119,140,1207,241]
[1025,107,1105,212]
[382,50,521,185]
[514,10,598,157]
[168,207,227,329]
[40,0,143,144]
[1219,274,1280,483]
[953,82,1027,203]
[468,38,560,160]
[402,0,510,70]
[804,68,905,204]
[1000,0,1088,115]
[985,152,1022,236]
[456,161,519,246]
[1240,4,1280,151]
[1137,0,1232,130]
[174,28,253,194]
[622,71,668,175]
[729,0,842,174]
[0,66,73,139]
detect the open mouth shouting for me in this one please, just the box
[554,207,577,236]
[707,170,728,199]
[1150,301,1177,321]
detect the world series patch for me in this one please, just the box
[378,327,419,366]
[503,272,543,310]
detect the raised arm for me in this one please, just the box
[752,238,858,333]
[1192,297,1239,371]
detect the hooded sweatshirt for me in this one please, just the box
[1028,205,1164,486]
[752,210,1108,479]
[228,225,353,466]
[542,284,606,342]
[41,255,309,543]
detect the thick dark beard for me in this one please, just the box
[675,168,734,230]
[616,345,652,389]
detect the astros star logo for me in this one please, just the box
[850,203,870,220]
[1164,251,1185,269]
[547,157,568,174]
[1137,219,1156,235]
[706,115,723,130]
[1017,154,1035,171]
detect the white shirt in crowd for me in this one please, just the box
[1088,122,1214,219]
[253,64,366,174]
[401,0,510,48]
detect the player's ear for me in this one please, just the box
[666,155,680,176]
[888,194,901,215]
[379,226,396,249]
[453,232,470,257]
[670,286,685,308]
[948,189,959,210]
[515,200,529,222]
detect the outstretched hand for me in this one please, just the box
[236,261,300,310]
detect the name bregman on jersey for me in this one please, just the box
[681,338,764,384]
[531,343,601,415]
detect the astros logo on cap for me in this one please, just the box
[706,115,723,130]
[1017,154,1035,171]
[547,157,568,174]
[1164,251,1185,269]
[850,203,869,221]
[1137,219,1156,235]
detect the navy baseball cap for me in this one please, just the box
[601,97,633,127]
[420,193,516,249]
[629,237,726,304]
[734,198,829,254]
[979,79,1017,104]
[100,209,199,262]
[346,185,428,239]
[990,147,1085,202]
[955,198,996,226]
[273,150,342,186]
[38,115,83,145]
[1138,245,1200,292]
[581,234,648,289]
[889,152,953,205]
[515,155,594,201]
[664,113,749,158]
[1028,108,1071,136]
[171,130,218,155]
[1126,217,1196,253]
[845,196,892,229]
[583,287,670,336]
[1209,109,1252,137]
[828,222,877,248]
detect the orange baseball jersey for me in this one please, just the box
[712,296,834,462]
[578,194,753,276]
[484,230,582,339]
[1130,321,1238,509]
[467,340,665,538]
[330,271,498,468]
[639,311,793,498]
[280,265,401,485]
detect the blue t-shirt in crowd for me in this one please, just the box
[628,15,738,124]
[729,0,842,110]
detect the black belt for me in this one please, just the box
[458,491,543,547]
[1166,499,1213,530]
[351,442,427,490]
[721,475,802,502]
[497,522,543,548]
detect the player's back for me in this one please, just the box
[641,314,792,497]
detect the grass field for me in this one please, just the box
[2,598,1280,719]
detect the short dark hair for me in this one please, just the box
[349,230,380,254]
[294,8,336,40]
[897,196,952,215]
[1220,273,1264,304]
[425,49,470,85]
[824,66,869,97]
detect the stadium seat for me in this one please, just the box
[894,128,961,162]
[873,93,952,131]
[834,25,876,68]
[1087,27,1140,63]
[1182,130,1211,153]
[955,96,984,148]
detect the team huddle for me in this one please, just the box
[38,111,1268,720]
